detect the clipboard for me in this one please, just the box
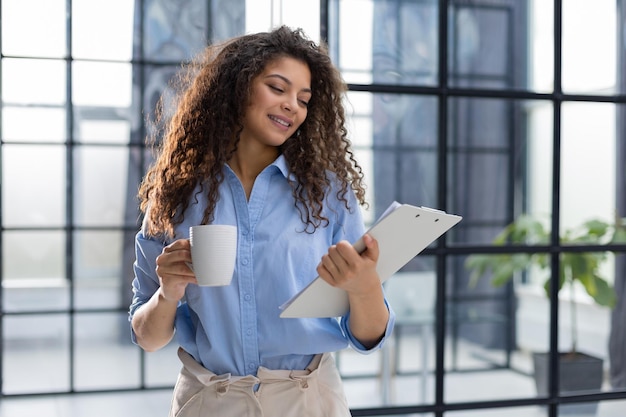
[279,203,462,318]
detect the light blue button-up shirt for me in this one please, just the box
[129,155,395,376]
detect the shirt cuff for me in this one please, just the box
[341,299,396,353]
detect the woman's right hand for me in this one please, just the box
[155,238,197,303]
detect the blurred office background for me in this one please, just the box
[2,0,626,416]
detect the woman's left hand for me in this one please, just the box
[316,234,381,296]
[318,234,389,348]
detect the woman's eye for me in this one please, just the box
[270,85,284,93]
[299,99,309,107]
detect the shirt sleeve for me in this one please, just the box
[127,228,167,344]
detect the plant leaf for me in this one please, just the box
[580,219,610,242]
[588,275,617,308]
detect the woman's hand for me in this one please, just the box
[317,234,389,349]
[132,238,196,352]
[316,234,381,296]
[155,239,197,303]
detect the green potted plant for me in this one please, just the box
[465,214,625,415]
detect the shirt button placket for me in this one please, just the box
[239,226,258,373]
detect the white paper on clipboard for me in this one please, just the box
[279,202,462,318]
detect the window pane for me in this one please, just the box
[596,399,626,416]
[2,59,66,105]
[347,99,373,148]
[447,255,544,403]
[457,248,616,408]
[449,0,553,93]
[2,144,65,227]
[245,0,319,38]
[74,312,141,390]
[75,117,131,144]
[137,64,183,143]
[2,107,66,143]
[144,342,181,387]
[74,230,125,310]
[386,268,436,405]
[141,0,209,61]
[1,0,66,58]
[554,252,614,406]
[562,0,619,94]
[73,146,129,227]
[529,0,555,93]
[3,314,70,394]
[279,0,320,41]
[450,2,516,89]
[2,231,68,312]
[375,93,438,213]
[245,0,273,33]
[448,98,554,245]
[345,91,438,221]
[561,102,616,235]
[339,347,386,407]
[447,406,547,416]
[72,0,134,61]
[331,0,439,86]
[72,62,132,108]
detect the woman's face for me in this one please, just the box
[240,56,312,149]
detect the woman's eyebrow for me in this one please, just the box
[265,74,312,94]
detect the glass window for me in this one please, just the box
[2,59,66,105]
[1,0,66,58]
[2,107,66,143]
[449,0,554,93]
[246,0,320,40]
[2,1,626,415]
[72,62,132,108]
[144,342,180,387]
[3,230,68,311]
[447,253,531,403]
[72,0,134,61]
[562,0,620,94]
[140,0,209,61]
[3,314,70,394]
[331,0,439,86]
[73,230,126,310]
[73,146,129,227]
[561,102,617,230]
[447,406,547,416]
[2,144,66,227]
[73,312,141,390]
[448,98,554,246]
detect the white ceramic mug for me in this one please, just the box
[188,224,237,286]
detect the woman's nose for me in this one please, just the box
[282,96,297,113]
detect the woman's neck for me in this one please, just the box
[227,146,279,199]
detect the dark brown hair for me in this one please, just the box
[138,25,367,238]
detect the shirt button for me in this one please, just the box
[242,230,249,236]
[246,329,252,336]
[248,363,256,370]
[244,294,251,301]
[242,259,249,265]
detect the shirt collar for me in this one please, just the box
[272,154,291,179]
[223,154,293,181]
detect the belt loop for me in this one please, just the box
[216,380,229,396]
[306,353,323,373]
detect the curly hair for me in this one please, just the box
[138,25,367,238]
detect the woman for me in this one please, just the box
[129,25,395,417]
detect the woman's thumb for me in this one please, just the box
[362,234,379,262]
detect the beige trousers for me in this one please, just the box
[169,348,351,417]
